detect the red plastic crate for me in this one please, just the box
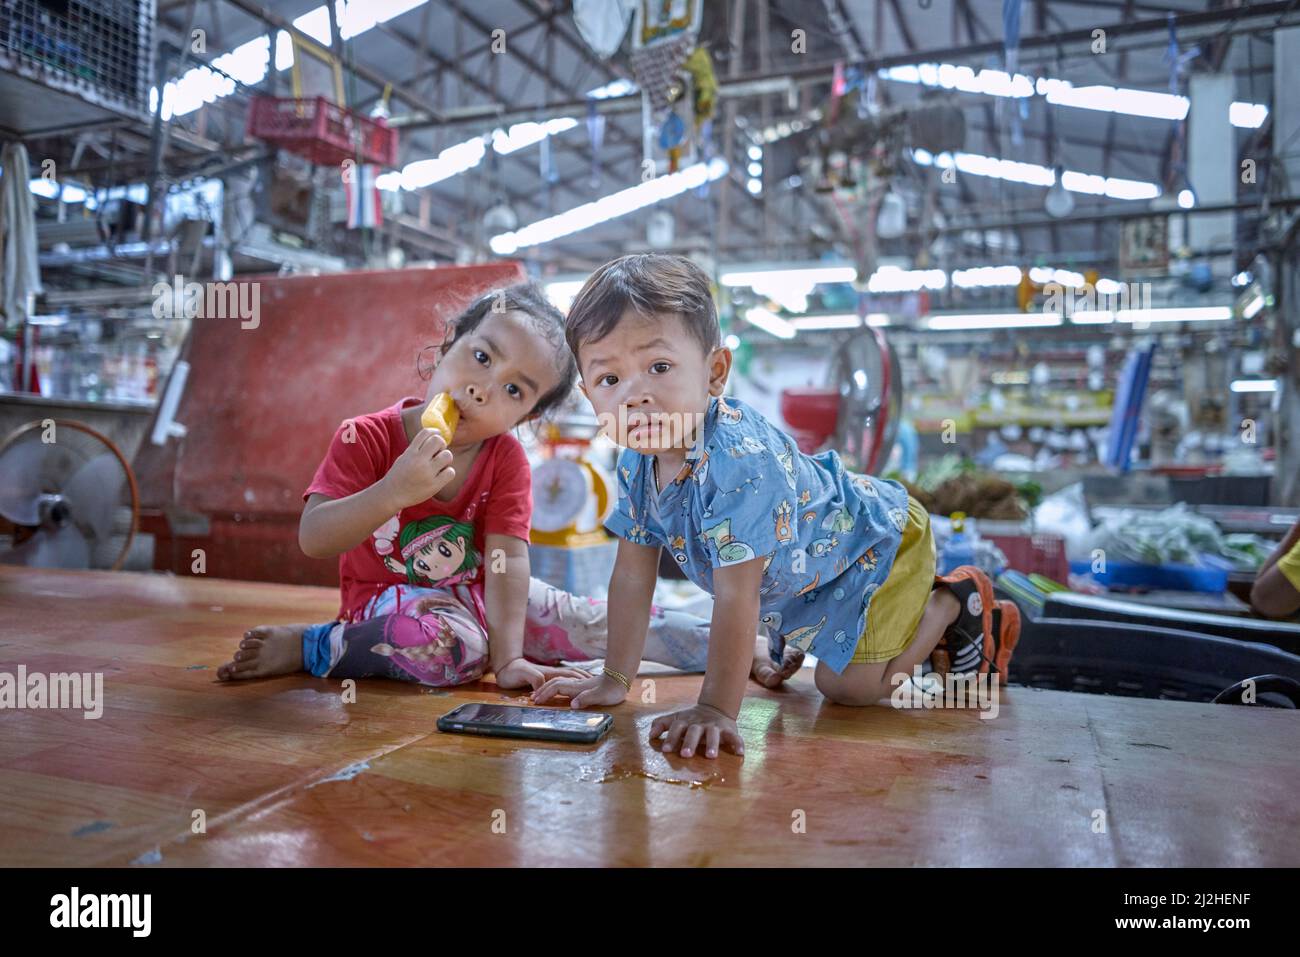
[985,531,1071,583]
[246,95,398,167]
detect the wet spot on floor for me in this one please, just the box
[131,847,162,865]
[307,760,371,788]
[588,763,725,790]
[72,820,114,837]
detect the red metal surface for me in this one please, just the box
[246,96,399,167]
[132,263,526,586]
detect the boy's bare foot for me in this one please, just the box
[750,638,805,688]
[217,624,309,681]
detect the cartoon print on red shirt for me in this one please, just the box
[373,514,480,588]
[371,515,400,552]
[304,398,533,623]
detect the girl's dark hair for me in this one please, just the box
[417,281,577,421]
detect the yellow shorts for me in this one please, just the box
[849,496,936,664]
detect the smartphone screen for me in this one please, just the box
[438,703,612,741]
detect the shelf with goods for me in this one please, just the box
[904,341,1117,436]
[2,299,186,409]
[913,401,1113,433]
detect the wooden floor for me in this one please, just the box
[2,565,1298,867]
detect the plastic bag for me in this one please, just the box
[1086,503,1224,566]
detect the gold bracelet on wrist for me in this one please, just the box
[602,666,632,691]
[697,700,737,721]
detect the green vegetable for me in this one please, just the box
[1088,504,1272,570]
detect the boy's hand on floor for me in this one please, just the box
[532,672,628,709]
[649,704,744,759]
[494,658,590,692]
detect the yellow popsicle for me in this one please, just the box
[421,392,460,443]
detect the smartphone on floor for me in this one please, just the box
[436,703,613,744]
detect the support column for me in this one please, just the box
[1273,29,1300,506]
[1187,74,1234,273]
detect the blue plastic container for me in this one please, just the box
[938,532,976,577]
[1068,552,1234,593]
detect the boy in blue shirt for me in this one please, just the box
[535,254,1019,758]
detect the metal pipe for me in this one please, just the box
[220,0,448,122]
[388,2,1300,133]
[903,197,1300,241]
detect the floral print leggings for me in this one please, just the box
[301,577,713,687]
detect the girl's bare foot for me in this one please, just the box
[217,624,310,680]
[750,639,805,688]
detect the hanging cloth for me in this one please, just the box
[1,142,43,330]
[344,163,383,229]
[573,0,636,60]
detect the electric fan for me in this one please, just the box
[0,420,140,570]
[833,325,903,472]
[780,326,903,473]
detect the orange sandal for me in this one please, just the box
[930,565,996,677]
[992,598,1022,676]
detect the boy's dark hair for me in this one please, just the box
[564,254,720,362]
[418,281,577,420]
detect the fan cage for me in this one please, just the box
[0,418,140,572]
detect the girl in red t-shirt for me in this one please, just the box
[217,283,715,689]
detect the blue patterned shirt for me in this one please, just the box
[603,395,911,674]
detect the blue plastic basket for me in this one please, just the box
[1069,553,1234,593]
